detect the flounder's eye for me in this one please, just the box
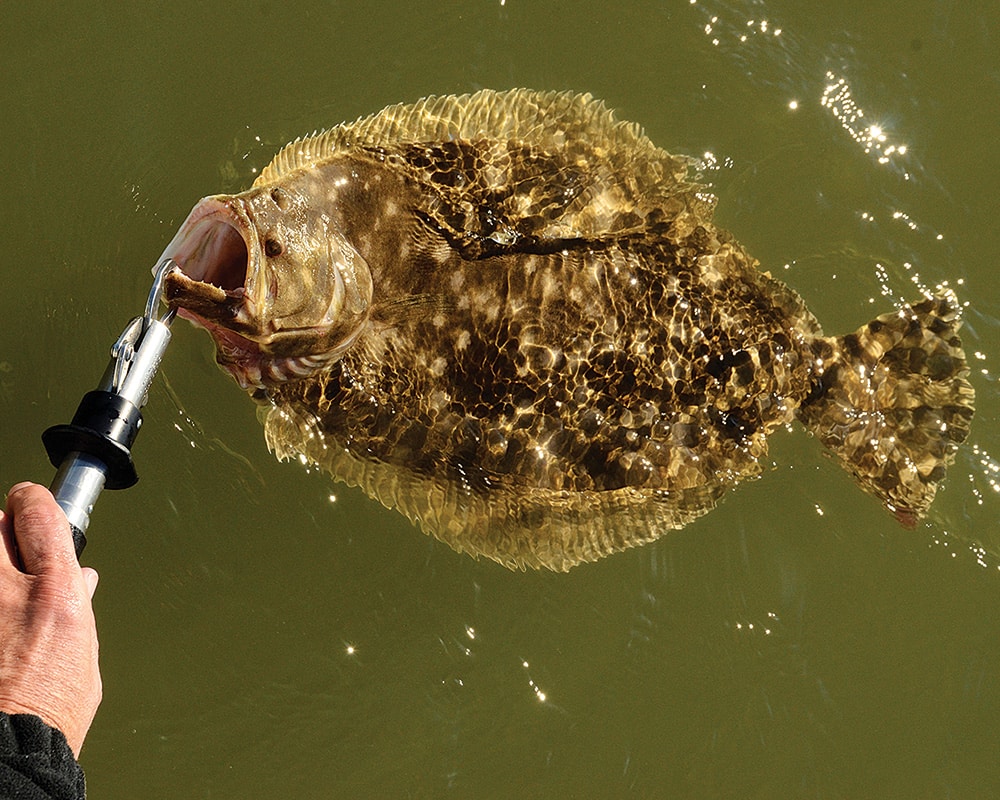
[270,188,289,210]
[264,238,284,257]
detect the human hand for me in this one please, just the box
[0,482,101,758]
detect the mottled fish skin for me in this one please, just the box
[163,89,975,571]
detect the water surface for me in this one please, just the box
[1,1,999,797]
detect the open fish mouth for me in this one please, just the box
[161,197,256,313]
[160,196,344,389]
[160,197,272,387]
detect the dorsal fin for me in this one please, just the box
[253,89,691,191]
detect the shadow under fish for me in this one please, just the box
[161,89,975,571]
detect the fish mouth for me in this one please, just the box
[161,197,256,318]
[160,193,363,390]
[160,197,272,388]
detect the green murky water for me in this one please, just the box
[2,2,999,797]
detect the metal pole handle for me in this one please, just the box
[42,260,178,557]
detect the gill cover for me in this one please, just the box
[237,180,373,352]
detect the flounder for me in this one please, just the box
[162,89,975,571]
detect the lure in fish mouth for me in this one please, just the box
[160,184,373,389]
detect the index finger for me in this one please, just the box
[4,483,78,576]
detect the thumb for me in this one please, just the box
[5,483,77,576]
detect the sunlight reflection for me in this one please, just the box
[820,72,910,174]
[971,444,1000,499]
[521,660,548,703]
[734,611,778,637]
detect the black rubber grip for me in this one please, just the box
[70,523,87,559]
[42,390,142,490]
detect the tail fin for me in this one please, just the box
[797,293,975,526]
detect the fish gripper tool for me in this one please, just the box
[42,259,180,558]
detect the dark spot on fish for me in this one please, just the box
[396,421,428,457]
[710,406,757,441]
[264,238,284,257]
[841,334,863,360]
[582,442,610,481]
[617,371,637,396]
[928,316,951,336]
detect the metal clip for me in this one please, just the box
[145,258,180,326]
[108,259,180,393]
[110,317,143,392]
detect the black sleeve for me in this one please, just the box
[0,714,85,800]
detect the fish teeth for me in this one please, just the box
[235,362,263,390]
